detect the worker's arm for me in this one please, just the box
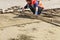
[24,4,29,9]
[35,1,39,15]
[35,7,38,15]
[21,4,29,11]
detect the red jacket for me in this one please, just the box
[32,0,44,8]
[24,0,44,9]
[31,0,36,5]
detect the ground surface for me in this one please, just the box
[0,0,60,40]
[0,13,60,40]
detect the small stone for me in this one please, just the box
[0,9,3,14]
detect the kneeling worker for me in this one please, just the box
[22,0,44,15]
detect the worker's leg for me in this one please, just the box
[37,7,43,15]
[29,5,36,14]
[29,6,43,15]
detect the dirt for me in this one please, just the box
[0,0,60,40]
[0,8,60,40]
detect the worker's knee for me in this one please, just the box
[37,7,43,15]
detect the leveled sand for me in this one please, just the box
[0,0,60,40]
[0,13,60,40]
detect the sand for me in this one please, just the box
[0,0,60,40]
[0,13,60,40]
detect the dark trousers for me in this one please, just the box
[29,6,43,15]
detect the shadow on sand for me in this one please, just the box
[13,14,35,19]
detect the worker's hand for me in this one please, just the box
[21,7,25,11]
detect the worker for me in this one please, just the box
[22,0,44,15]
